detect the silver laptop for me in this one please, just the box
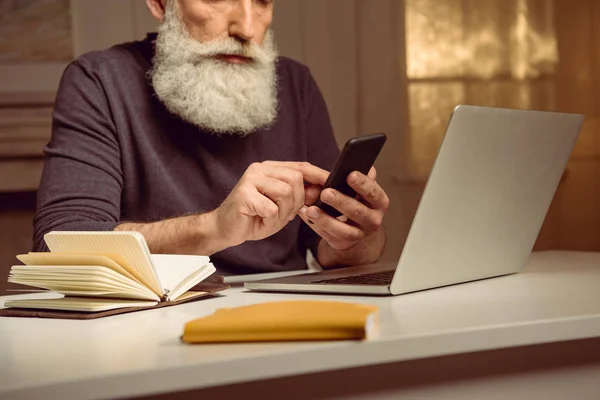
[245,105,584,296]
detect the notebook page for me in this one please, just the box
[8,265,159,301]
[169,263,216,300]
[150,254,210,297]
[43,231,163,297]
[17,253,141,284]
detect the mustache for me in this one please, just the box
[186,37,263,61]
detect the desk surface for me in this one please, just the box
[1,250,600,400]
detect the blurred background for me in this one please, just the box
[1,0,599,293]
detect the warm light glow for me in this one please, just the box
[406,0,559,178]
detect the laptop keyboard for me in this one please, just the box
[311,270,394,285]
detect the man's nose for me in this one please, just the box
[229,0,256,41]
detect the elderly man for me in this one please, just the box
[33,0,389,275]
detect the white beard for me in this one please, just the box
[150,3,279,135]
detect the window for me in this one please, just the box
[405,0,558,179]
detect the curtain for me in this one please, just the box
[405,0,558,179]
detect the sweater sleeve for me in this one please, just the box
[32,60,123,251]
[297,68,341,259]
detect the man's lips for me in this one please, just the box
[216,54,253,64]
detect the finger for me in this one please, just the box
[263,161,329,186]
[253,176,295,220]
[300,206,365,249]
[240,188,280,228]
[260,166,305,220]
[319,188,382,232]
[346,171,389,211]
[298,209,340,246]
[247,163,304,220]
[304,184,321,206]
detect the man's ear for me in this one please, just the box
[146,0,167,21]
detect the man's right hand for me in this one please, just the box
[116,162,307,256]
[209,162,306,248]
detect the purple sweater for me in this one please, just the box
[33,34,340,275]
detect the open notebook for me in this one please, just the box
[1,231,228,318]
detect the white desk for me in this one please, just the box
[1,251,600,400]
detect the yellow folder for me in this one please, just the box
[182,300,378,343]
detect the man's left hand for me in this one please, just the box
[301,167,388,250]
[264,161,389,265]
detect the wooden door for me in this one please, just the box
[542,0,600,251]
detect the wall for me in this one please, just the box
[550,0,600,251]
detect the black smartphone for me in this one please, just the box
[313,133,387,217]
